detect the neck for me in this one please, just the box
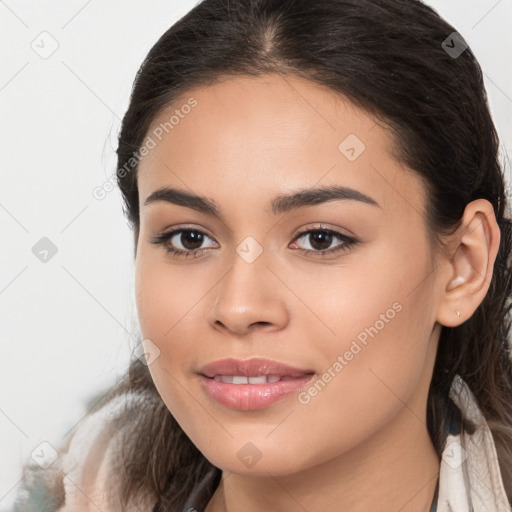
[205,406,440,512]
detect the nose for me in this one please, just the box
[207,251,290,336]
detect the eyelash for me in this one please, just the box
[150,225,358,259]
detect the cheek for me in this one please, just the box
[134,248,211,341]
[283,236,432,354]
[288,240,434,423]
[134,250,215,414]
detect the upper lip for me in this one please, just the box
[198,357,315,378]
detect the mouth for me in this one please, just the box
[197,357,316,410]
[198,357,315,379]
[208,374,307,384]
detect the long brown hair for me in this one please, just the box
[21,1,512,510]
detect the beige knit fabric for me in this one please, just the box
[437,375,510,511]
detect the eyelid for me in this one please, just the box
[160,224,218,242]
[291,222,353,239]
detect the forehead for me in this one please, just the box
[137,73,426,220]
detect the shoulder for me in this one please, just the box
[436,375,511,511]
[13,390,156,512]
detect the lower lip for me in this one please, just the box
[199,374,315,410]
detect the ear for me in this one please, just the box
[436,199,501,327]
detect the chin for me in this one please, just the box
[195,434,315,477]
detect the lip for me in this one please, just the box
[198,357,315,378]
[197,357,316,410]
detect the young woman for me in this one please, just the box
[14,0,512,511]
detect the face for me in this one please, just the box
[134,73,442,476]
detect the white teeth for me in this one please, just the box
[248,376,267,384]
[212,375,289,384]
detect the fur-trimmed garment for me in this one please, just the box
[12,375,511,511]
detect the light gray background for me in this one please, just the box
[1,1,511,509]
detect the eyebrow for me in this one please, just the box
[143,185,381,217]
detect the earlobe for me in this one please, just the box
[436,199,500,327]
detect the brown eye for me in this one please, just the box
[305,231,333,251]
[291,228,357,256]
[176,230,205,250]
[150,228,218,257]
